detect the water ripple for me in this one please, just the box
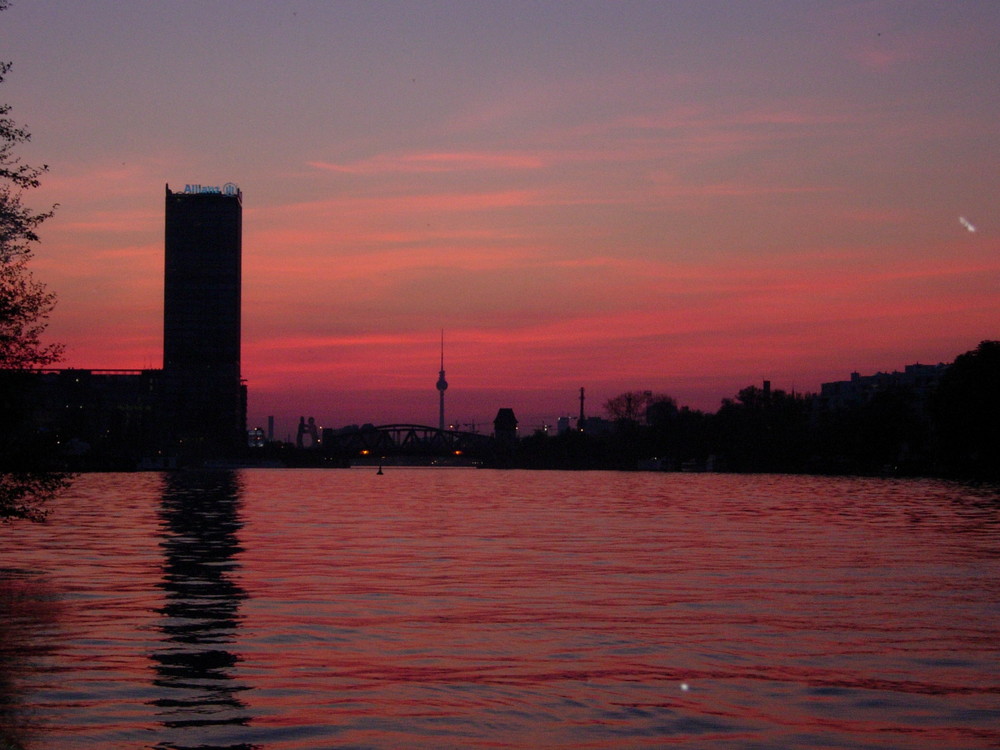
[1,470,998,748]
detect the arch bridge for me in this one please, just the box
[323,424,495,460]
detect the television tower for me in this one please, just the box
[436,330,448,431]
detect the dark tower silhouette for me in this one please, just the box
[578,386,586,431]
[436,330,448,431]
[493,408,518,447]
[162,184,245,456]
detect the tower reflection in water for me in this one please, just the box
[151,471,258,750]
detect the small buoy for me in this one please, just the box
[680,682,690,691]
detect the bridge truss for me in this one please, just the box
[324,424,494,459]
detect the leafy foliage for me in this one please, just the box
[0,471,67,523]
[1,15,70,521]
[496,342,998,478]
[1,61,61,370]
[604,390,676,424]
[932,340,1000,479]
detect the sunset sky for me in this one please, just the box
[5,1,998,436]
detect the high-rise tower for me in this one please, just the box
[436,330,448,431]
[162,183,244,454]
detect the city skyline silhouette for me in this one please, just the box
[4,2,997,431]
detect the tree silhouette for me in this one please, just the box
[932,340,1000,479]
[1,1,69,521]
[604,390,675,424]
[713,385,811,472]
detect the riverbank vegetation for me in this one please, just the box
[516,340,999,481]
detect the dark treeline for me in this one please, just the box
[512,340,1000,480]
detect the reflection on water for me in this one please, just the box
[151,471,258,750]
[1,470,998,749]
[0,570,61,750]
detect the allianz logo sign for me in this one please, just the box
[184,182,240,196]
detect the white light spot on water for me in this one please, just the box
[680,682,690,691]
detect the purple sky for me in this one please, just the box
[4,1,998,436]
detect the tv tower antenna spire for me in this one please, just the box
[436,329,448,431]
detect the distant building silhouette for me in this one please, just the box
[162,184,245,454]
[578,415,614,436]
[819,362,947,411]
[557,415,572,435]
[0,368,160,466]
[296,416,319,448]
[0,183,246,466]
[493,408,518,448]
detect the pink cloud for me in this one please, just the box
[309,150,547,175]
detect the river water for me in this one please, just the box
[1,470,998,749]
